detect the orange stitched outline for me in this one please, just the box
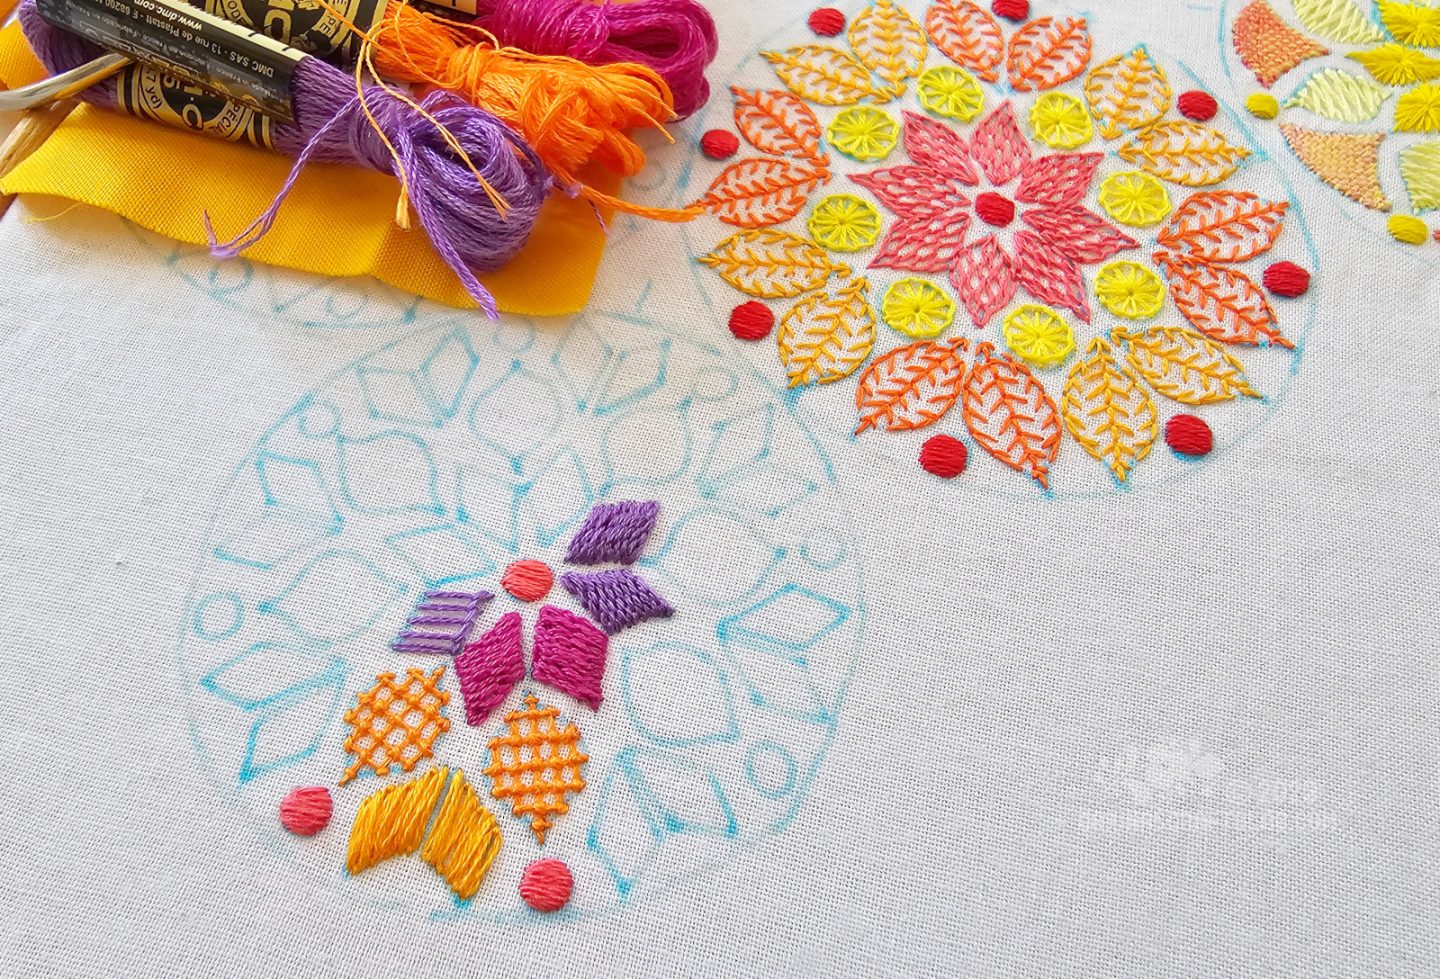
[339,667,451,786]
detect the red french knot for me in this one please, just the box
[807,7,845,36]
[520,859,575,913]
[1165,414,1213,456]
[729,301,774,341]
[1177,90,1218,122]
[975,192,1015,228]
[992,0,1028,20]
[502,559,553,602]
[919,435,968,478]
[700,129,740,160]
[279,786,332,836]
[1262,261,1310,298]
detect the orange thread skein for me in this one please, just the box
[368,4,699,223]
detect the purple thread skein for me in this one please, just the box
[18,0,551,317]
[471,0,719,119]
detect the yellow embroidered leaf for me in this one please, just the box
[1084,46,1173,139]
[732,87,827,163]
[778,276,877,387]
[1348,44,1440,86]
[1293,0,1385,44]
[1007,16,1093,92]
[1400,141,1440,210]
[1378,1,1440,48]
[696,157,831,227]
[925,0,1004,82]
[700,230,847,298]
[1117,326,1262,405]
[854,337,968,433]
[848,0,927,92]
[1395,83,1440,132]
[1284,68,1389,122]
[1117,121,1251,186]
[1061,338,1157,483]
[1280,124,1390,209]
[763,45,879,105]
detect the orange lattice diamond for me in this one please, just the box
[484,694,588,844]
[339,667,451,785]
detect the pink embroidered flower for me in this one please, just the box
[851,104,1138,326]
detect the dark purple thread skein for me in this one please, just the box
[471,0,719,119]
[18,0,551,317]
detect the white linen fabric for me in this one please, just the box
[1,0,1438,976]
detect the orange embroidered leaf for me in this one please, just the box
[926,0,1003,81]
[696,157,831,227]
[1084,46,1173,139]
[1155,191,1289,262]
[1007,16,1092,92]
[1061,338,1157,483]
[700,230,847,298]
[732,87,827,163]
[1153,253,1294,349]
[849,0,927,91]
[854,336,969,433]
[778,276,877,387]
[962,342,1063,488]
[763,45,879,105]
[1117,121,1251,186]
[1117,325,1263,404]
[1232,0,1329,88]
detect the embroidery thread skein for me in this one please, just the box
[469,0,719,118]
[365,4,695,221]
[18,0,549,317]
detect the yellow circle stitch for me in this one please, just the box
[808,194,882,252]
[1388,214,1430,244]
[827,106,900,162]
[1029,92,1093,150]
[1002,304,1076,369]
[882,278,956,339]
[1094,262,1167,320]
[917,65,984,122]
[1246,92,1280,119]
[1097,171,1172,227]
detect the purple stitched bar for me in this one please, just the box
[390,589,493,655]
[559,569,673,635]
[564,501,661,566]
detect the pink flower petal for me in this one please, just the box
[1015,152,1104,209]
[870,209,972,272]
[1021,206,1139,263]
[949,236,1017,327]
[1013,230,1090,321]
[900,111,979,184]
[850,168,971,220]
[969,103,1031,186]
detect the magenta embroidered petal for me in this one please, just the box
[532,604,609,709]
[1014,152,1104,209]
[900,111,979,183]
[1013,230,1091,321]
[870,209,972,272]
[453,611,525,725]
[969,103,1031,185]
[950,236,1017,327]
[851,168,971,220]
[1021,206,1139,263]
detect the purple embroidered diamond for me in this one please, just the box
[560,569,674,635]
[564,500,661,566]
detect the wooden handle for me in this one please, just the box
[0,100,77,219]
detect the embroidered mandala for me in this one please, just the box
[1228,0,1440,246]
[691,0,1316,494]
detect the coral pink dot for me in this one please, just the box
[729,301,774,341]
[502,559,553,602]
[1177,90,1219,122]
[700,129,739,160]
[520,858,574,913]
[992,0,1029,20]
[278,786,332,836]
[1262,261,1310,298]
[808,7,846,36]
[1165,415,1213,457]
[975,192,1015,228]
[920,435,967,478]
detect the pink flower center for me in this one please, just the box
[501,559,553,602]
[975,192,1015,228]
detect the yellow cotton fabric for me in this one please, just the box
[0,27,616,315]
